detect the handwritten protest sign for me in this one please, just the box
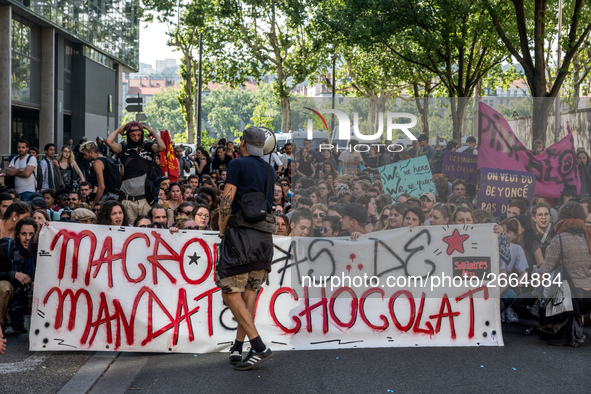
[478,167,536,216]
[443,151,479,184]
[30,222,502,353]
[379,156,436,199]
[479,102,579,198]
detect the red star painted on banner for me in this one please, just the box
[442,229,469,255]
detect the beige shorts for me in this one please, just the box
[215,270,267,293]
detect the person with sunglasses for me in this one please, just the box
[320,215,341,238]
[175,202,196,220]
[309,203,328,237]
[133,215,152,228]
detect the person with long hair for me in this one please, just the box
[192,146,211,181]
[309,203,328,236]
[429,203,454,226]
[0,202,31,238]
[274,213,290,236]
[452,207,476,224]
[164,182,183,211]
[316,180,333,206]
[57,145,85,190]
[296,148,315,178]
[537,201,591,346]
[374,205,392,232]
[387,202,408,229]
[96,200,128,226]
[531,202,553,255]
[512,215,544,271]
[577,150,591,198]
[273,183,289,209]
[356,193,378,232]
[192,204,211,230]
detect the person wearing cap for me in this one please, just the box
[341,203,369,240]
[419,192,436,223]
[216,126,275,371]
[71,208,96,224]
[105,122,166,223]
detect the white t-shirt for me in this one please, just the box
[506,243,529,274]
[10,154,37,194]
[281,153,293,169]
[263,152,282,168]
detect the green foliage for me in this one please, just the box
[143,88,185,137]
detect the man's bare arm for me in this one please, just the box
[218,183,237,237]
[106,125,125,154]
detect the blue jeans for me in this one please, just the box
[19,191,35,202]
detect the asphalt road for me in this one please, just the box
[2,319,591,393]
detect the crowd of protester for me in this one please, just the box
[1,123,591,350]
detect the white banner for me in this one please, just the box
[30,222,503,352]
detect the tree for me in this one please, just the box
[144,88,185,138]
[317,0,509,141]
[201,87,256,141]
[142,0,214,144]
[486,0,591,147]
[204,0,326,133]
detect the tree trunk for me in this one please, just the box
[280,95,290,135]
[422,95,429,138]
[532,98,554,149]
[183,55,195,144]
[450,96,469,142]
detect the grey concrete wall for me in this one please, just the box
[39,27,55,150]
[0,5,12,155]
[507,108,591,154]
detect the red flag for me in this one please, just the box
[160,130,179,182]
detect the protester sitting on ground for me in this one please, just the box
[164,182,183,211]
[434,176,450,202]
[342,203,368,240]
[419,192,436,222]
[403,206,424,228]
[405,196,421,208]
[320,215,342,238]
[32,209,49,227]
[274,213,290,236]
[579,197,591,218]
[183,186,194,201]
[309,204,328,237]
[96,200,128,227]
[0,193,13,218]
[511,215,544,272]
[396,193,411,204]
[192,204,210,230]
[133,215,151,228]
[0,202,31,238]
[289,209,313,237]
[499,218,530,324]
[506,199,528,218]
[317,180,335,206]
[175,202,196,220]
[537,201,591,346]
[451,179,467,197]
[374,205,392,232]
[387,202,408,229]
[71,208,96,224]
[452,207,476,224]
[356,193,377,232]
[0,218,37,334]
[429,203,453,226]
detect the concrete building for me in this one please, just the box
[0,0,139,154]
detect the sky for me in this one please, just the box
[139,21,182,67]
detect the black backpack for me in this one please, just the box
[98,156,122,194]
[431,149,445,174]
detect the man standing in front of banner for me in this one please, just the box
[216,126,276,371]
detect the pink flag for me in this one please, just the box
[478,102,579,198]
